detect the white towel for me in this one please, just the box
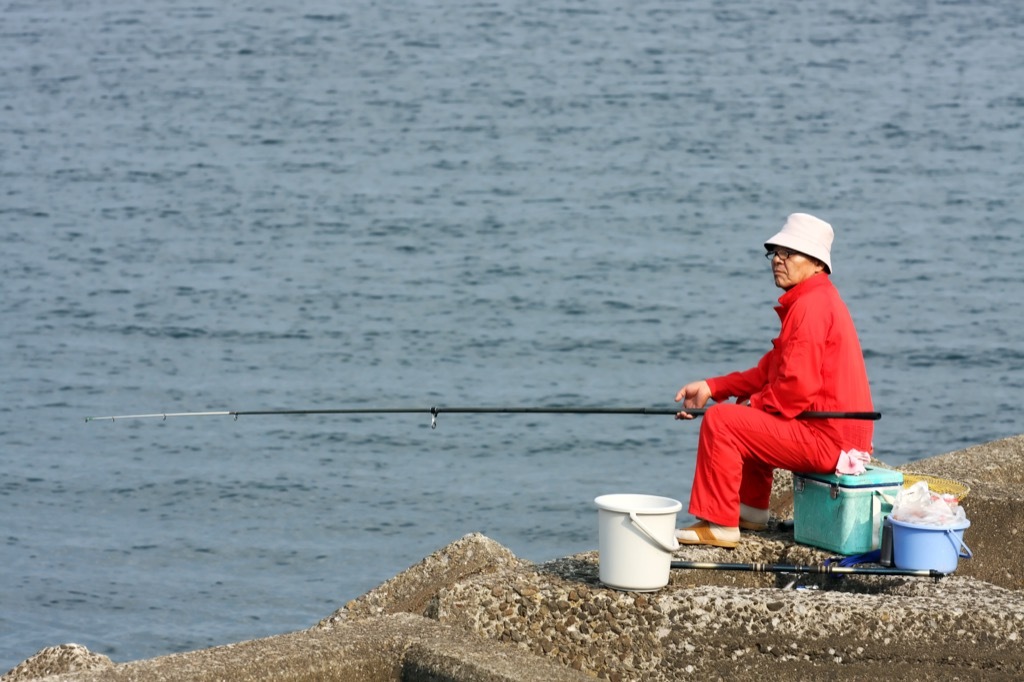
[836,449,870,475]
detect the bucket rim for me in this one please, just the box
[889,516,970,531]
[594,493,682,514]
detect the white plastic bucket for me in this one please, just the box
[594,494,682,591]
[890,517,972,573]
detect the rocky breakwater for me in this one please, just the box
[5,434,1024,681]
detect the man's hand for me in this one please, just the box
[674,380,712,420]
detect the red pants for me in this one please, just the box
[688,403,841,526]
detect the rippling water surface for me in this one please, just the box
[2,0,1023,669]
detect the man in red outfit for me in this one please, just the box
[674,213,874,548]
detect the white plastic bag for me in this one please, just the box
[891,481,966,526]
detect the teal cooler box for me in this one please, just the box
[793,466,904,555]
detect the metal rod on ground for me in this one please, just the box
[83,406,882,424]
[671,560,943,578]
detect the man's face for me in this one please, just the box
[768,248,825,290]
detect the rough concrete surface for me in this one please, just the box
[5,435,1024,681]
[1,613,587,682]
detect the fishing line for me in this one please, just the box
[84,406,881,429]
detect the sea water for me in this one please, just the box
[2,0,1022,669]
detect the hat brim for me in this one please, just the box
[764,233,832,274]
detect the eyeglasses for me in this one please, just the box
[765,248,800,261]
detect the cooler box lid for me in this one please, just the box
[797,465,903,489]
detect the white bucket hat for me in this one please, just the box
[764,213,834,273]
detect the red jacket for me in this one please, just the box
[706,273,874,453]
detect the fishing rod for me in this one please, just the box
[84,406,881,429]
[671,560,943,578]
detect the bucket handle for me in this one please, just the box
[945,529,972,559]
[629,511,680,554]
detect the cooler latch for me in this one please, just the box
[830,483,840,499]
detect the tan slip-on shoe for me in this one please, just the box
[675,520,739,549]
